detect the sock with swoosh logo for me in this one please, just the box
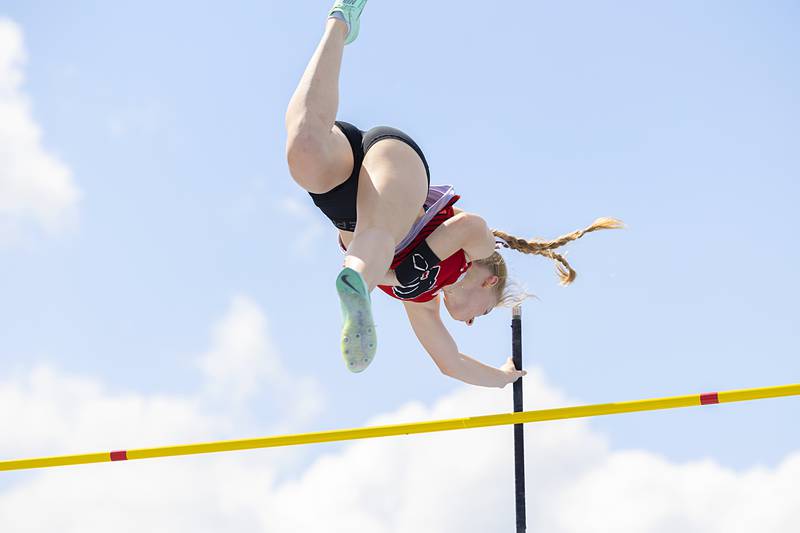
[335,267,377,372]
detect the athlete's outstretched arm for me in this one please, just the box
[402,297,523,388]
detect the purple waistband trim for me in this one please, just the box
[394,185,455,252]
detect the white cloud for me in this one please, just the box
[0,364,222,457]
[197,294,325,425]
[198,295,279,404]
[0,18,80,245]
[1,333,798,531]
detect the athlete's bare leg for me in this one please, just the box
[344,142,428,291]
[285,19,353,194]
[286,3,427,372]
[285,18,425,292]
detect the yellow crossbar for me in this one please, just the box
[2,383,798,472]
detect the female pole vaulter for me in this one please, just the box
[284,1,623,385]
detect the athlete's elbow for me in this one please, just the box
[455,212,488,235]
[461,215,495,260]
[438,361,454,377]
[434,355,459,378]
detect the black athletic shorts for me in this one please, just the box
[308,121,431,232]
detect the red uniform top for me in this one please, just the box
[377,195,472,303]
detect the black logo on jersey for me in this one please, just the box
[392,253,440,300]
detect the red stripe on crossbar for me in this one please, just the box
[700,392,719,405]
[110,450,128,461]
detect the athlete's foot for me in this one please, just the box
[328,0,369,45]
[336,267,377,372]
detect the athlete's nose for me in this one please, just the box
[466,318,474,326]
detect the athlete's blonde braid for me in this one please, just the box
[492,217,625,286]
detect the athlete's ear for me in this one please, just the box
[483,275,499,288]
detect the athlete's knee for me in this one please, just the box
[285,126,332,185]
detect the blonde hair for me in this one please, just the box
[474,217,625,308]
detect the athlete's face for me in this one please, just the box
[441,264,499,326]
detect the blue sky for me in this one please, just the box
[1,2,799,531]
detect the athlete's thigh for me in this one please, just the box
[356,139,428,242]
